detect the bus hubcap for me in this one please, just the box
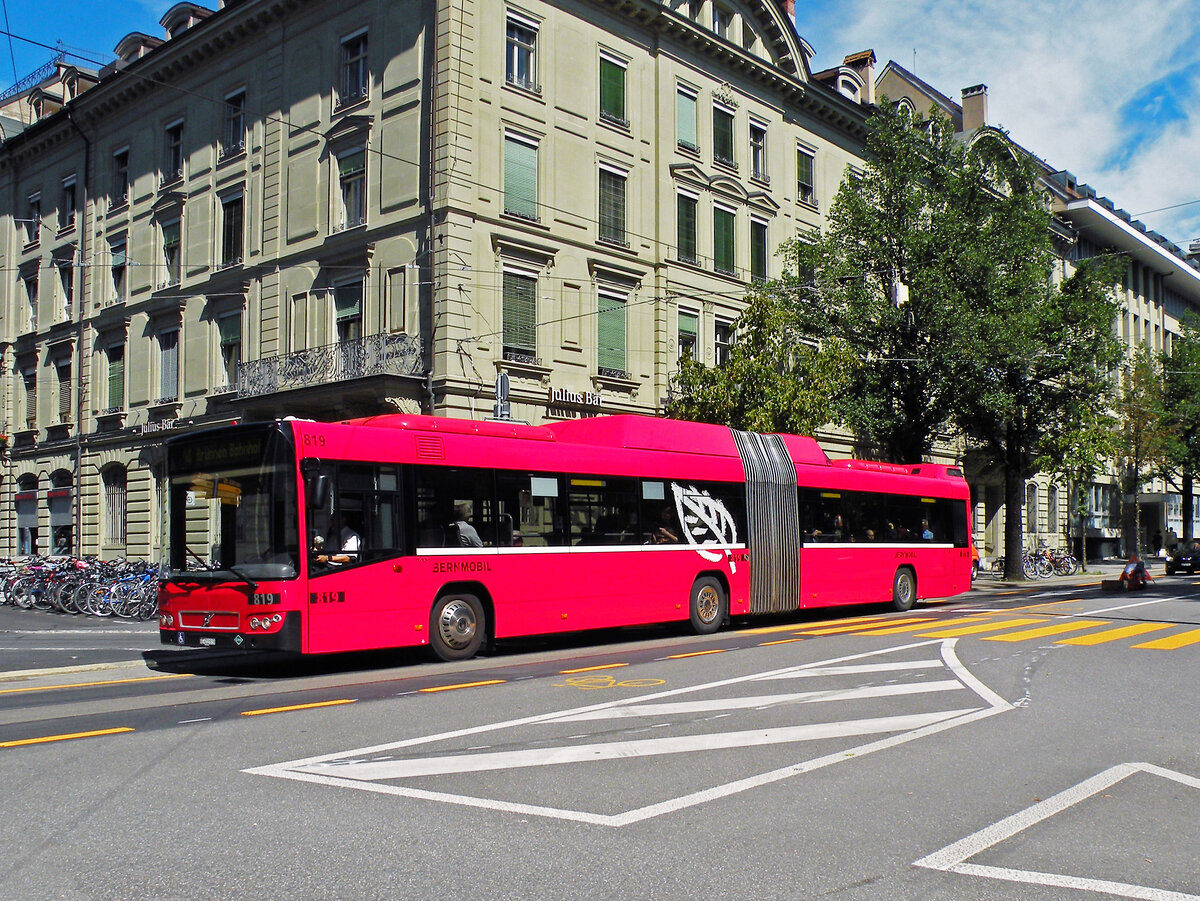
[697,586,719,623]
[438,600,477,649]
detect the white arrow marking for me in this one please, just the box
[303,709,979,780]
[547,679,966,722]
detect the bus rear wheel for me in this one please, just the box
[689,577,726,635]
[891,568,916,612]
[430,593,485,661]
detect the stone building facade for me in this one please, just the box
[0,0,873,559]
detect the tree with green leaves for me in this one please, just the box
[1112,344,1173,555]
[787,107,976,462]
[1160,315,1200,544]
[667,289,858,436]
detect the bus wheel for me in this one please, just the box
[430,593,485,661]
[689,577,726,635]
[891,568,916,612]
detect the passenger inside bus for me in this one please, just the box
[450,503,483,547]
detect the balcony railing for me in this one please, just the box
[237,333,423,398]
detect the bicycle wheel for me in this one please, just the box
[1036,556,1054,578]
[1022,555,1037,579]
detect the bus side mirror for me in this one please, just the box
[307,473,330,510]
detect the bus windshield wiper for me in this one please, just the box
[183,546,257,590]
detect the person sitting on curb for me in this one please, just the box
[1118,553,1150,590]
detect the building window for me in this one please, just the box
[22,368,36,427]
[103,466,127,546]
[161,218,181,286]
[335,280,363,343]
[797,146,815,206]
[26,194,40,243]
[338,32,369,107]
[502,269,537,361]
[599,53,627,127]
[58,262,74,318]
[714,205,736,275]
[223,90,246,157]
[750,122,768,182]
[750,219,768,282]
[217,313,241,389]
[676,84,698,152]
[597,290,627,377]
[221,192,244,267]
[164,121,184,182]
[713,106,735,167]
[106,344,125,411]
[1025,482,1038,534]
[503,133,538,221]
[678,309,698,359]
[159,330,179,402]
[110,239,127,303]
[677,192,698,264]
[60,176,77,229]
[56,360,72,422]
[505,14,538,92]
[112,149,130,205]
[24,274,38,331]
[712,4,731,39]
[337,148,366,231]
[598,167,627,246]
[1047,484,1059,535]
[16,474,38,555]
[715,318,733,366]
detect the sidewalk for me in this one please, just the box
[971,560,1131,591]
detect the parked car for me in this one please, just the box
[1164,542,1200,575]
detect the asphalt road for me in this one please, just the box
[2,568,1198,900]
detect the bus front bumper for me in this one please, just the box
[159,610,301,652]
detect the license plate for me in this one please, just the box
[199,637,216,647]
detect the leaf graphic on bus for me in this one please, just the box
[671,483,739,573]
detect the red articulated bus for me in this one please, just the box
[158,414,971,660]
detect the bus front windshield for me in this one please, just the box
[164,424,300,582]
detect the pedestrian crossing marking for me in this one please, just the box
[981,621,1112,642]
[798,616,931,635]
[851,615,1003,636]
[914,618,1048,638]
[1055,623,1176,646]
[1131,628,1200,650]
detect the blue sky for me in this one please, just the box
[4,0,1199,248]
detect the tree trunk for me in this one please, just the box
[1003,427,1025,580]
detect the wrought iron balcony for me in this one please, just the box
[237,333,423,399]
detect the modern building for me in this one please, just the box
[0,0,874,560]
[877,61,1200,559]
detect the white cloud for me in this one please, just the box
[801,0,1200,245]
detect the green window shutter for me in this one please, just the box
[676,89,697,150]
[751,220,767,281]
[162,219,180,249]
[597,293,626,372]
[503,137,538,220]
[797,149,815,202]
[503,271,537,355]
[678,311,698,341]
[713,108,734,163]
[108,347,124,409]
[714,207,735,273]
[218,315,241,346]
[677,194,697,262]
[599,169,626,244]
[600,58,626,122]
[335,282,363,320]
[339,149,365,179]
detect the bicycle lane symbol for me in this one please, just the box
[554,675,666,690]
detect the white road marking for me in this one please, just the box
[1088,597,1180,616]
[915,762,1200,900]
[546,680,966,722]
[247,638,1012,826]
[754,659,944,679]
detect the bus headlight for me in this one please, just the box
[249,617,261,629]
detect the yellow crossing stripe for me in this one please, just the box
[981,621,1112,642]
[853,615,998,636]
[1132,628,1200,650]
[914,618,1047,638]
[742,614,892,635]
[799,616,931,635]
[1055,623,1175,646]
